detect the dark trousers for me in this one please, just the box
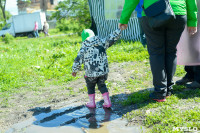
[141,15,186,97]
[84,74,108,94]
[138,17,146,47]
[185,66,200,83]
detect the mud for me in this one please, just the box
[0,62,148,133]
[5,95,146,133]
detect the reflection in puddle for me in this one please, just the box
[32,104,118,129]
[6,102,146,133]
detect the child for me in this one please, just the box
[72,29,121,108]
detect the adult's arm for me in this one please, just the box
[186,0,198,35]
[120,0,140,24]
[186,0,198,27]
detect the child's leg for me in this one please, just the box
[84,76,98,108]
[85,76,97,94]
[97,74,111,108]
[97,74,108,94]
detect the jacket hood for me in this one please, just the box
[81,29,95,41]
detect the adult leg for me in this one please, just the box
[36,30,39,37]
[34,31,37,38]
[194,65,200,83]
[141,17,167,100]
[186,65,200,88]
[185,66,194,79]
[165,15,186,93]
[176,66,194,85]
[138,17,146,47]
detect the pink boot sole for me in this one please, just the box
[86,104,96,108]
[103,104,111,108]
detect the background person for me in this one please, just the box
[43,21,49,37]
[34,21,39,38]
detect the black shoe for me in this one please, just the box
[149,92,166,102]
[175,77,193,85]
[186,81,200,89]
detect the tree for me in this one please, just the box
[0,0,6,22]
[17,0,31,13]
[51,0,91,33]
[0,9,11,29]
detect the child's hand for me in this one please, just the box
[72,72,77,77]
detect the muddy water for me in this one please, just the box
[6,102,146,133]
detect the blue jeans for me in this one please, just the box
[34,30,39,38]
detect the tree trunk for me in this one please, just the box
[0,0,7,21]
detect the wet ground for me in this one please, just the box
[1,62,149,133]
[5,98,146,133]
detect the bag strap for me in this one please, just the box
[143,0,167,17]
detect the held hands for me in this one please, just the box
[72,72,77,77]
[118,23,128,30]
[187,27,197,35]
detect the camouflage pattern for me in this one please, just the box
[72,29,121,77]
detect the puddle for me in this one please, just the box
[6,100,146,133]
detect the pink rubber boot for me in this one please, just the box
[86,94,96,108]
[102,92,112,108]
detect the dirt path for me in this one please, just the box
[1,62,144,132]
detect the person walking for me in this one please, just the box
[43,21,49,37]
[34,21,39,38]
[119,0,198,102]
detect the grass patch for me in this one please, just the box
[1,31,199,133]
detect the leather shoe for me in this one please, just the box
[186,81,200,89]
[175,77,193,85]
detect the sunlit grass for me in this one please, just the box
[1,32,199,133]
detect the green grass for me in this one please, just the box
[0,35,81,94]
[1,32,199,132]
[122,80,200,133]
[0,37,148,94]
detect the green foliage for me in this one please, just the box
[144,106,200,133]
[17,0,31,8]
[1,32,199,132]
[56,19,79,33]
[122,90,150,105]
[52,0,91,33]
[1,33,14,44]
[0,36,148,94]
[0,10,11,29]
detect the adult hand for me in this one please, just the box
[118,23,128,30]
[72,72,77,77]
[187,27,197,35]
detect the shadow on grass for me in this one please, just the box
[26,85,199,131]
